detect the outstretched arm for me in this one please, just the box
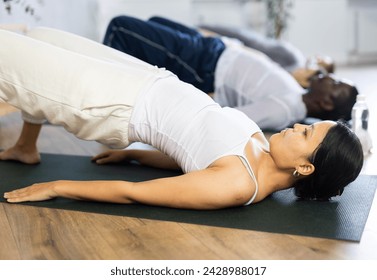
[4,156,255,209]
[92,149,181,170]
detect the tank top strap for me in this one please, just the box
[238,155,258,206]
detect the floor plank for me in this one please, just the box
[0,204,20,259]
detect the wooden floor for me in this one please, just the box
[1,65,377,260]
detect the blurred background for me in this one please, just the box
[1,0,377,66]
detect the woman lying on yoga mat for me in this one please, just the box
[0,27,363,209]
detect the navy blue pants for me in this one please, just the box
[103,15,225,93]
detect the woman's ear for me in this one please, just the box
[297,163,315,176]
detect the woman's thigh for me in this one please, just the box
[27,27,148,67]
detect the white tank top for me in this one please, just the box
[129,75,261,205]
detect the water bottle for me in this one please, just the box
[351,95,373,156]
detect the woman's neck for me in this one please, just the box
[251,149,297,201]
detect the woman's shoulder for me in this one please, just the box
[208,155,258,205]
[251,131,269,151]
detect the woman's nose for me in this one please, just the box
[293,123,305,131]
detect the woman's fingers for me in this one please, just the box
[91,152,110,162]
[92,150,127,164]
[4,182,58,203]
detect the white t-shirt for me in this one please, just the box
[214,46,307,130]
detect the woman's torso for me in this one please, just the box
[129,75,262,174]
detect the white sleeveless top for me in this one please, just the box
[129,75,261,205]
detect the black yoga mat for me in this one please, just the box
[0,153,376,242]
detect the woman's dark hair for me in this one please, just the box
[293,121,363,200]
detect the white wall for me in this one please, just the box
[284,0,353,64]
[285,0,377,65]
[0,0,98,39]
[0,0,193,41]
[96,0,192,41]
[1,0,376,64]
[192,0,266,31]
[192,0,377,65]
[347,0,377,64]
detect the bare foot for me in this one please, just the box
[0,146,41,164]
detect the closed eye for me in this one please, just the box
[308,124,314,138]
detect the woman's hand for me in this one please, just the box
[92,150,129,164]
[4,180,135,204]
[4,181,59,203]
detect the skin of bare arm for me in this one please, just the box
[4,156,256,210]
[92,149,181,170]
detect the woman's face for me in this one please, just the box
[269,121,336,169]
